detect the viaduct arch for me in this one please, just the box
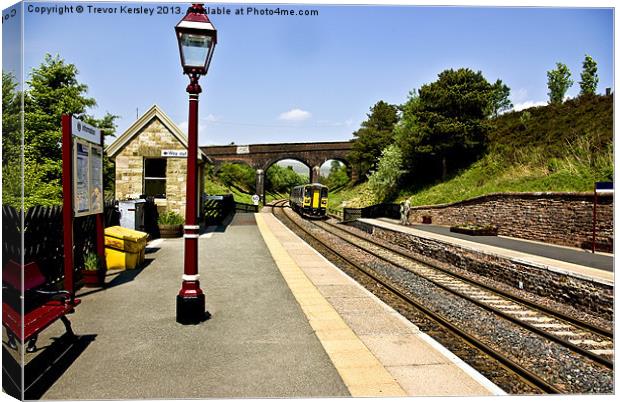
[201,141,357,201]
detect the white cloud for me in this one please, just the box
[512,100,546,112]
[205,114,219,122]
[279,108,311,121]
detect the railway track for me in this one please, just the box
[270,200,614,394]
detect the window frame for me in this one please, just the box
[143,158,167,199]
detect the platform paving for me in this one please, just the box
[32,213,349,399]
[378,218,613,271]
[257,213,504,397]
[365,218,614,285]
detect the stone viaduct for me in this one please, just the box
[201,141,357,200]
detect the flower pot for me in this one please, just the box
[158,224,183,238]
[81,269,104,287]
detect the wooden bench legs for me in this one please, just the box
[4,311,77,353]
[5,332,31,352]
[7,332,17,350]
[26,316,76,353]
[26,335,38,353]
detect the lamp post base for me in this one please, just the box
[176,294,206,325]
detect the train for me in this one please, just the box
[289,183,329,219]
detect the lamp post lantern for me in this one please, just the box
[175,3,217,325]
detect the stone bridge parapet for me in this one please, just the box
[201,141,357,200]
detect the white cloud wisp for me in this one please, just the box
[279,108,311,122]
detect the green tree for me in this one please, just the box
[396,68,495,180]
[547,62,573,104]
[348,100,399,179]
[4,54,118,208]
[393,90,421,175]
[319,160,349,189]
[266,164,306,194]
[579,55,599,96]
[3,72,65,208]
[488,79,513,117]
[3,72,23,207]
[217,163,256,192]
[24,54,97,183]
[2,72,21,163]
[367,144,405,203]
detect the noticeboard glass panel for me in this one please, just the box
[73,138,104,217]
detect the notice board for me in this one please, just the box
[73,138,103,217]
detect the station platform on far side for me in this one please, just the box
[362,218,613,286]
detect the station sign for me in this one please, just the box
[236,145,249,154]
[71,116,102,144]
[162,149,188,157]
[595,182,613,194]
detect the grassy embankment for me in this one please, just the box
[205,95,612,210]
[204,174,289,205]
[204,178,254,204]
[334,94,613,209]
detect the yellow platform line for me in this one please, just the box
[255,214,407,397]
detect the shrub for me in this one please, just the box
[217,163,255,192]
[158,211,184,225]
[367,144,406,203]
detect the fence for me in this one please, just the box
[203,195,235,225]
[342,203,400,222]
[235,202,258,213]
[2,203,117,286]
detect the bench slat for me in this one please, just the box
[2,299,81,342]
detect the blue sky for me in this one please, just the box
[2,1,615,147]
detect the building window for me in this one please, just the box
[144,158,167,198]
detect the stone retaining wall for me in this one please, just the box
[349,220,613,320]
[407,193,613,252]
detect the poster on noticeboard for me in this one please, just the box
[73,138,103,217]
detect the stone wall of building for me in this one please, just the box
[114,118,188,216]
[407,193,613,251]
[349,220,613,320]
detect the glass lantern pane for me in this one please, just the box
[180,33,212,68]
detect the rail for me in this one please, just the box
[271,201,609,394]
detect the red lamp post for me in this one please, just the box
[175,3,217,324]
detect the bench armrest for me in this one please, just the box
[32,289,71,301]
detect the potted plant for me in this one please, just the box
[81,252,105,287]
[158,211,184,238]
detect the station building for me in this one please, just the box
[106,105,209,217]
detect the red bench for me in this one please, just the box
[2,260,80,352]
